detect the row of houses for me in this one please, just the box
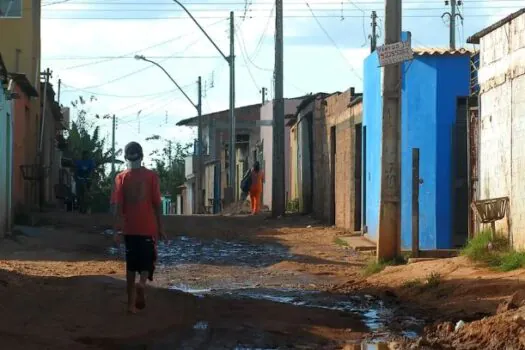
[0,0,70,236]
[180,9,524,251]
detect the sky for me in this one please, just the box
[39,0,523,164]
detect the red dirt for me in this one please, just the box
[3,212,525,348]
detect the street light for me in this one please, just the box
[134,55,204,214]
[172,1,237,201]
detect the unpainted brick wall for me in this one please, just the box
[310,89,362,229]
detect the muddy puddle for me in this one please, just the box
[108,235,292,267]
[108,236,424,348]
[168,286,423,339]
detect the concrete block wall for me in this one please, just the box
[477,12,525,249]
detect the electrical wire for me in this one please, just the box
[248,4,275,62]
[61,32,218,92]
[235,23,261,92]
[42,13,512,20]
[60,82,177,98]
[304,0,363,81]
[41,0,525,6]
[57,18,227,70]
[45,55,220,60]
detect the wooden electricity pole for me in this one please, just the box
[377,0,402,261]
[272,0,285,217]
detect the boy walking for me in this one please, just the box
[113,142,166,314]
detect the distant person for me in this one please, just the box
[249,161,264,215]
[74,151,95,213]
[113,141,166,314]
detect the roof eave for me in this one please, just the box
[9,73,39,97]
[467,8,525,44]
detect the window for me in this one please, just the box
[0,0,22,18]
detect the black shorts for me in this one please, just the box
[124,235,156,279]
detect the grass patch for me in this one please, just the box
[425,272,442,288]
[334,237,349,247]
[363,255,408,276]
[462,230,525,272]
[402,279,422,288]
[402,272,441,290]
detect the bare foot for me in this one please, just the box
[127,305,137,314]
[135,283,146,310]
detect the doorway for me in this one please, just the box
[452,97,469,247]
[354,124,363,232]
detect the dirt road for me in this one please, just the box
[0,213,382,349]
[2,213,525,349]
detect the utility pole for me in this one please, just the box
[111,114,116,176]
[442,0,463,50]
[135,55,205,213]
[370,11,378,52]
[38,68,52,212]
[171,1,236,203]
[229,11,237,200]
[196,76,204,214]
[377,0,402,260]
[261,87,267,104]
[57,79,61,105]
[272,0,285,217]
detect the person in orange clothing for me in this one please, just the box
[249,161,264,215]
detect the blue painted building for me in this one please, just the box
[0,54,13,237]
[363,38,471,250]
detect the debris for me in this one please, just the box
[455,320,465,332]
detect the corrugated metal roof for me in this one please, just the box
[412,48,474,56]
[467,8,525,44]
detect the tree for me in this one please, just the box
[65,95,123,212]
[148,135,192,198]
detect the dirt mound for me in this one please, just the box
[416,309,525,350]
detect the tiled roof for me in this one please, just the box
[412,48,475,56]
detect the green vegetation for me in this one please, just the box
[402,279,422,289]
[426,271,442,288]
[333,237,349,247]
[363,255,408,276]
[462,230,525,272]
[286,198,299,213]
[402,272,441,290]
[65,96,191,213]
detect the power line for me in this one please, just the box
[56,18,227,70]
[304,0,363,81]
[60,82,178,98]
[248,4,275,62]
[61,32,219,92]
[44,55,221,60]
[235,23,261,92]
[42,13,512,20]
[41,5,525,12]
[41,0,525,5]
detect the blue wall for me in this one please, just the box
[363,52,382,242]
[363,44,470,250]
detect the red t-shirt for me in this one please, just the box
[113,167,161,237]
